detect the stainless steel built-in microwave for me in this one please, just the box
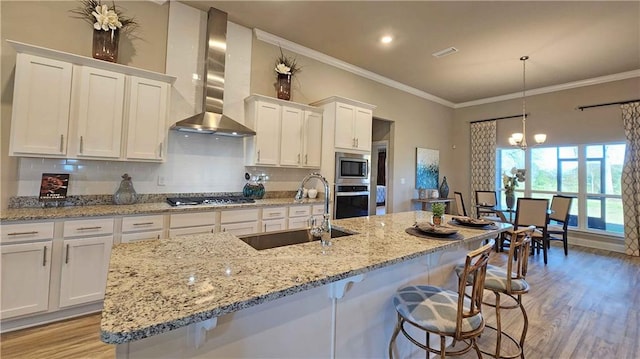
[335,152,370,184]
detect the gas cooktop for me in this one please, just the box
[166,196,255,206]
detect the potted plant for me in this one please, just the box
[431,202,446,226]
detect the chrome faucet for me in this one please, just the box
[295,172,332,246]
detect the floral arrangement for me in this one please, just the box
[274,46,300,76]
[503,167,526,194]
[70,0,137,33]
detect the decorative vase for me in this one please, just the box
[276,73,291,100]
[113,173,137,205]
[92,29,119,63]
[505,192,515,210]
[432,215,444,226]
[243,182,265,199]
[418,188,427,199]
[439,176,449,199]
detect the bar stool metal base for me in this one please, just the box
[481,292,528,359]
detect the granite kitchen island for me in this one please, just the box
[100,211,511,358]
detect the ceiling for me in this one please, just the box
[181,1,640,105]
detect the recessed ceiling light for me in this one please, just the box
[380,36,393,44]
[432,47,459,58]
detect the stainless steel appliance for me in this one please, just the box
[335,152,370,184]
[166,196,254,206]
[334,152,370,219]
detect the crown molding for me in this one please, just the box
[254,29,640,110]
[254,29,455,108]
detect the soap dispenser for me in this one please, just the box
[113,173,138,205]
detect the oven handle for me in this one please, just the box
[336,191,370,197]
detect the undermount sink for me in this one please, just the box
[239,228,356,251]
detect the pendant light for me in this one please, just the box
[508,56,546,150]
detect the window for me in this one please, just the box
[496,143,625,236]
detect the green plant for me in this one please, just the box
[431,202,446,217]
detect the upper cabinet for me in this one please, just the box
[311,96,376,153]
[245,94,323,168]
[7,41,175,162]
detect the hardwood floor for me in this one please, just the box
[1,243,638,359]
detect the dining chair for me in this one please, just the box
[501,198,550,264]
[456,226,534,359]
[475,191,506,223]
[546,195,574,256]
[454,191,467,217]
[388,240,495,359]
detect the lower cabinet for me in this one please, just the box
[0,241,52,319]
[261,207,287,233]
[59,236,113,308]
[121,214,164,243]
[221,209,259,236]
[288,205,312,229]
[169,212,215,237]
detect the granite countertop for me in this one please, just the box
[100,211,512,344]
[0,198,324,222]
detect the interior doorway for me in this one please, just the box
[370,118,392,215]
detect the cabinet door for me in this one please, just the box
[254,102,280,165]
[1,241,52,319]
[288,217,311,230]
[75,66,125,158]
[280,106,304,166]
[125,77,169,161]
[9,54,72,156]
[334,103,356,150]
[302,111,322,168]
[354,107,373,151]
[221,222,259,236]
[263,218,286,233]
[59,236,113,308]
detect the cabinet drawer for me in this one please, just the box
[121,231,163,243]
[122,215,163,232]
[220,209,259,224]
[288,217,310,230]
[170,212,215,229]
[169,226,215,238]
[1,222,55,244]
[64,218,114,237]
[262,207,286,219]
[288,205,311,218]
[312,204,324,215]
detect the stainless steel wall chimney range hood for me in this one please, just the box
[171,7,256,137]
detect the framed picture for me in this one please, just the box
[416,148,439,189]
[39,173,69,202]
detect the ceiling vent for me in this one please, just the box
[432,47,459,58]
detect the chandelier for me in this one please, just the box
[508,56,546,150]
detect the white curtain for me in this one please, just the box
[470,120,497,217]
[621,102,640,256]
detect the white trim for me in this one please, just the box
[569,234,626,253]
[253,29,640,109]
[254,29,455,108]
[455,69,640,108]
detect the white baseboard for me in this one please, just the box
[0,302,103,333]
[568,235,626,253]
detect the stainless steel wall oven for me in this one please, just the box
[334,152,370,219]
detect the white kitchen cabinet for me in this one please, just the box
[311,96,376,153]
[59,218,114,308]
[169,212,216,237]
[125,77,169,161]
[7,41,174,163]
[261,207,287,233]
[0,241,52,319]
[0,221,55,320]
[59,236,113,308]
[121,214,165,243]
[9,53,72,157]
[221,209,259,236]
[302,110,323,168]
[245,99,280,166]
[74,66,125,158]
[280,106,304,166]
[245,95,322,168]
[288,205,312,229]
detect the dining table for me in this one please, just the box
[474,204,553,224]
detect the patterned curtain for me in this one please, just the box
[621,102,640,256]
[470,120,497,217]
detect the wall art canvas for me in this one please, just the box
[416,148,439,189]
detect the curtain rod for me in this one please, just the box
[470,113,528,124]
[576,99,640,111]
